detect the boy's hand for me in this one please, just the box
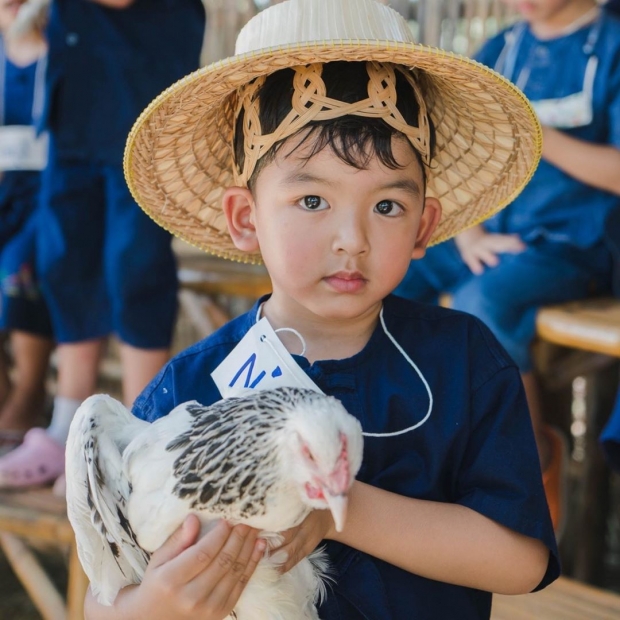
[455,225,525,275]
[119,516,265,620]
[271,509,334,574]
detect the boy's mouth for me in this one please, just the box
[324,271,367,293]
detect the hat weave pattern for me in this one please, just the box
[233,61,432,186]
[125,1,540,264]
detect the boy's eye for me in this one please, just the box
[299,195,328,211]
[375,200,402,216]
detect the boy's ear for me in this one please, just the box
[411,197,442,259]
[222,187,260,253]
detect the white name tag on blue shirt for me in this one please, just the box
[0,126,48,171]
[211,317,322,398]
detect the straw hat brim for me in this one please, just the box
[124,40,541,264]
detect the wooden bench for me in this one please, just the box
[0,487,88,620]
[176,252,272,341]
[492,576,620,619]
[537,297,620,359]
[535,297,620,583]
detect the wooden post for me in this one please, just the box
[66,543,89,620]
[572,361,619,584]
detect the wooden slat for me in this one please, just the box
[0,533,67,620]
[536,298,620,358]
[0,489,74,545]
[492,577,620,619]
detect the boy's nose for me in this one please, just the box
[332,213,369,256]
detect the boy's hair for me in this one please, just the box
[233,61,437,190]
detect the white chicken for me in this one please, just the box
[65,387,364,620]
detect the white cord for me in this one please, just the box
[361,307,433,438]
[273,327,307,356]
[255,302,433,437]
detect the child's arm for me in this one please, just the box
[541,127,620,195]
[276,481,548,595]
[84,516,265,620]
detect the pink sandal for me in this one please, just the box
[0,430,26,457]
[0,428,65,489]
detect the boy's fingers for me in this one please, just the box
[186,525,257,605]
[149,515,201,569]
[224,538,267,609]
[168,520,235,583]
[205,530,265,606]
[175,523,250,585]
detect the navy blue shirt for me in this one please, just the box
[133,295,560,620]
[475,14,620,248]
[43,0,205,164]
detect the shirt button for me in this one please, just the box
[66,33,79,46]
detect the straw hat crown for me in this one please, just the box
[125,0,541,264]
[235,0,414,54]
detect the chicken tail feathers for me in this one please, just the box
[65,394,150,605]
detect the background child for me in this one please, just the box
[0,0,54,454]
[0,0,206,488]
[394,0,620,532]
[84,1,559,618]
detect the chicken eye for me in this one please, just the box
[300,195,328,211]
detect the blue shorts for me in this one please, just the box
[37,145,178,348]
[0,174,52,337]
[394,238,612,371]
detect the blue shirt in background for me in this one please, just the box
[4,59,37,126]
[43,0,205,164]
[133,295,560,620]
[475,14,620,248]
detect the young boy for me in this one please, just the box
[87,0,560,617]
[395,0,620,532]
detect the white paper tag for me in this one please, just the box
[211,317,323,398]
[0,126,48,171]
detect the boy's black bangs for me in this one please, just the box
[233,61,436,188]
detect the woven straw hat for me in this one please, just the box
[125,0,541,264]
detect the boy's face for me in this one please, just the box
[224,133,440,323]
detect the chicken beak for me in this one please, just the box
[325,492,348,532]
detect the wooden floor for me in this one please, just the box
[492,577,620,619]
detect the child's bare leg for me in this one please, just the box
[0,339,105,487]
[119,344,169,407]
[56,339,105,399]
[521,372,550,469]
[46,339,106,444]
[0,331,54,431]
